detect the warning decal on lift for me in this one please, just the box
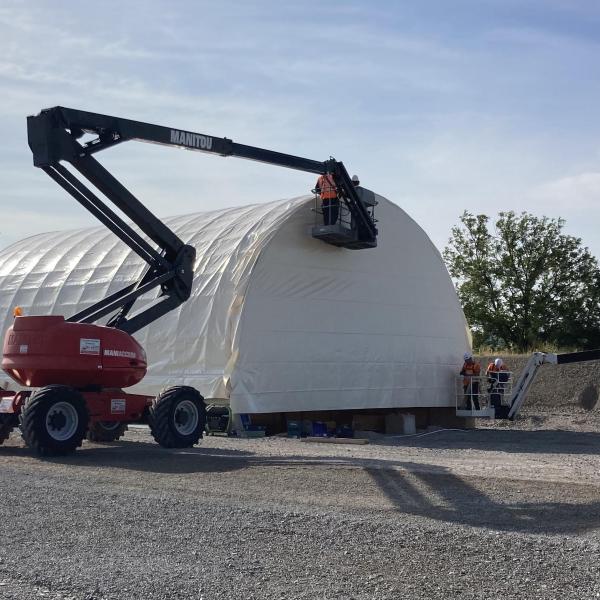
[80,338,100,356]
[0,398,13,413]
[111,399,126,414]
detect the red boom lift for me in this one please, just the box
[0,107,377,455]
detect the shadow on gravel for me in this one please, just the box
[365,461,600,535]
[390,428,600,455]
[3,434,600,535]
[6,440,256,475]
[46,443,600,536]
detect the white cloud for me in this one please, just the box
[1,0,600,263]
[526,172,600,212]
[487,26,597,50]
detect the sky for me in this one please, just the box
[1,0,599,257]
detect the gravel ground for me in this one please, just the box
[1,425,600,599]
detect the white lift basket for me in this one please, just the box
[455,372,513,418]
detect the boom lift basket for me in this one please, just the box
[311,185,378,249]
[455,373,514,418]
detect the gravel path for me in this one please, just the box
[1,427,600,599]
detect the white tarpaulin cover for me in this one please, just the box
[0,195,470,413]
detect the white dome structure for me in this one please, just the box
[0,195,470,414]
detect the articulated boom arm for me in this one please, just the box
[27,108,198,335]
[27,106,377,334]
[507,348,600,420]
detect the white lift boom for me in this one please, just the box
[506,349,600,420]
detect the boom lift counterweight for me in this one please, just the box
[0,106,378,456]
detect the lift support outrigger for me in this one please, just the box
[0,106,378,456]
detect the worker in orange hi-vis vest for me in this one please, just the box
[487,357,508,408]
[315,173,339,226]
[460,352,481,410]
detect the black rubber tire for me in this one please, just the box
[21,385,88,456]
[86,421,128,442]
[149,386,205,449]
[0,413,17,445]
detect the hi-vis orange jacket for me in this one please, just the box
[316,174,338,200]
[460,361,480,387]
[486,362,507,374]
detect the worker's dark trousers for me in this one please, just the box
[322,199,339,226]
[464,383,480,410]
[490,385,505,407]
[488,374,506,407]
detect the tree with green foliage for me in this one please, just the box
[443,211,600,352]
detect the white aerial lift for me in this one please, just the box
[457,349,600,420]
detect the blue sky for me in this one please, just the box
[1,0,599,257]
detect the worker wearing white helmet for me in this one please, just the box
[314,172,339,226]
[315,173,363,225]
[487,357,508,408]
[487,357,506,373]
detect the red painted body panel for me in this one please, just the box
[84,390,151,423]
[1,316,147,388]
[0,389,151,424]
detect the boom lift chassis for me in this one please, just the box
[0,107,378,455]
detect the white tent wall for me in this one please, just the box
[0,197,307,399]
[0,194,470,414]
[131,197,309,398]
[230,196,470,413]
